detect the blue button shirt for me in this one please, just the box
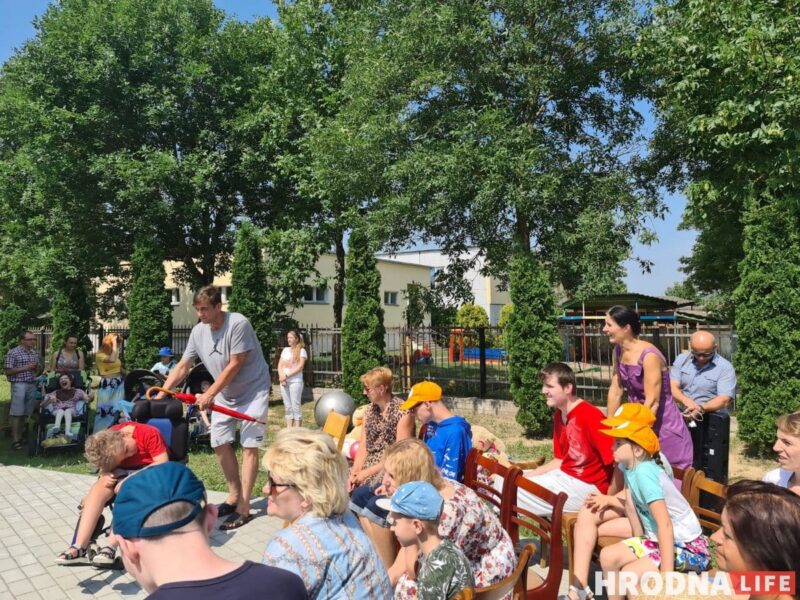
[670,352,736,414]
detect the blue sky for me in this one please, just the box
[0,0,695,295]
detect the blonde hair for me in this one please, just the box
[360,366,393,390]
[288,330,305,364]
[262,428,349,518]
[384,438,444,490]
[776,411,800,438]
[85,429,126,472]
[98,333,120,356]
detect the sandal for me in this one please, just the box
[11,441,24,451]
[558,585,594,600]
[219,512,253,531]
[91,545,117,567]
[216,501,237,518]
[55,545,90,565]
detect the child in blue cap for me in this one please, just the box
[377,481,474,600]
[151,347,175,377]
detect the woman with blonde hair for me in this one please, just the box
[95,333,126,423]
[261,428,391,599]
[380,438,516,598]
[349,366,415,567]
[277,330,307,427]
[764,411,800,495]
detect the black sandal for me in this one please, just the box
[11,441,24,450]
[55,545,90,565]
[216,501,237,517]
[219,512,253,531]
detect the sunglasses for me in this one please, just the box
[691,350,714,358]
[266,476,297,493]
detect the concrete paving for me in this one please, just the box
[0,465,283,599]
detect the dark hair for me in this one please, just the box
[193,285,222,307]
[724,480,800,581]
[539,362,577,393]
[607,305,641,337]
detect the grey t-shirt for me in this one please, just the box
[183,312,270,403]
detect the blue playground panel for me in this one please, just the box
[462,347,507,361]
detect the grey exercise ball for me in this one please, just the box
[314,390,356,427]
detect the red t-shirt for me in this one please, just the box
[553,401,615,494]
[111,422,168,469]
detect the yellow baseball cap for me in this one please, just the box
[600,420,660,455]
[400,381,442,411]
[601,403,656,428]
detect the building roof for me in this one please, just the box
[561,293,695,313]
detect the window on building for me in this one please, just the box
[303,285,328,304]
[220,286,232,303]
[170,288,181,306]
[384,291,399,306]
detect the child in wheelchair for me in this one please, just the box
[40,373,89,441]
[55,421,169,567]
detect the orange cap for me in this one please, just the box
[400,381,442,411]
[601,403,656,428]
[600,420,660,455]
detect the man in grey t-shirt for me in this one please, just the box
[159,286,270,530]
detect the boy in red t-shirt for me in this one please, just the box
[55,422,169,567]
[493,362,615,515]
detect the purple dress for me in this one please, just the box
[615,345,693,469]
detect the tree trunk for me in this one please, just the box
[333,231,346,328]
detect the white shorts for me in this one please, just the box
[493,468,600,515]
[210,390,269,449]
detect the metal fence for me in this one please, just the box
[26,323,737,403]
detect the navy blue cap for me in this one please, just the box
[158,346,174,357]
[375,481,444,521]
[112,462,206,538]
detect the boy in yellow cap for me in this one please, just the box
[562,404,710,600]
[401,381,472,482]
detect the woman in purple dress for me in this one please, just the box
[604,305,693,469]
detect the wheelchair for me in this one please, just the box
[28,371,91,457]
[66,398,190,568]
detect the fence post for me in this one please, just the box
[38,328,47,363]
[478,327,487,399]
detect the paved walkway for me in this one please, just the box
[0,465,283,599]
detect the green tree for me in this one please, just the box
[456,304,490,329]
[0,304,27,356]
[639,0,800,451]
[124,239,171,370]
[506,252,563,435]
[732,201,800,453]
[228,222,273,359]
[0,0,278,312]
[341,224,385,400]
[50,276,93,358]
[664,281,700,303]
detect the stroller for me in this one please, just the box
[28,371,91,456]
[184,363,214,445]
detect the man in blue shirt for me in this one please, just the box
[670,330,736,482]
[670,330,737,419]
[401,381,472,482]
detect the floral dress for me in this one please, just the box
[395,481,516,599]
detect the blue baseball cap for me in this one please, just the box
[158,346,174,357]
[375,481,444,521]
[112,462,207,539]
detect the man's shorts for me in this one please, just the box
[10,382,36,417]
[210,389,269,449]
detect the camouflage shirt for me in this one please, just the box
[417,540,475,600]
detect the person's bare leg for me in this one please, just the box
[11,415,23,444]
[239,447,259,516]
[600,542,638,600]
[215,442,242,508]
[73,480,116,548]
[573,509,630,591]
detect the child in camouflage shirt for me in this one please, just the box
[378,481,474,600]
